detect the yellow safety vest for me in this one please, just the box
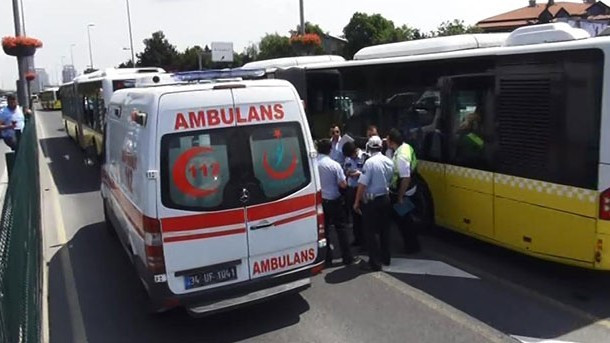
[391,143,417,189]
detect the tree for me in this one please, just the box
[342,13,403,58]
[178,45,210,71]
[291,22,325,37]
[136,31,180,71]
[257,33,292,60]
[433,19,482,37]
[395,25,427,41]
[117,60,134,68]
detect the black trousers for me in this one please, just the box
[362,195,391,268]
[323,198,353,265]
[390,193,421,252]
[345,187,364,245]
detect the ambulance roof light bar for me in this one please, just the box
[172,69,266,82]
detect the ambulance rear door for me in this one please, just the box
[231,85,319,279]
[156,88,249,295]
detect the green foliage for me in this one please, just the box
[292,22,325,37]
[433,19,482,37]
[343,12,401,57]
[257,33,293,60]
[136,31,180,71]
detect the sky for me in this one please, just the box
[0,0,531,89]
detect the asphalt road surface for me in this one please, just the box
[38,110,610,343]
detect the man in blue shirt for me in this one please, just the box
[342,141,368,248]
[354,135,394,271]
[0,94,26,150]
[317,139,359,267]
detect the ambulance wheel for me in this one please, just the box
[103,200,117,237]
[411,177,434,231]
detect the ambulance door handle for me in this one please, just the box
[250,221,274,230]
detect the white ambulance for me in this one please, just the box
[101,71,326,315]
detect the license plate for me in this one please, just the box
[184,265,238,290]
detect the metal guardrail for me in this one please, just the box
[0,113,41,343]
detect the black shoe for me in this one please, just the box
[344,257,362,266]
[360,262,382,272]
[382,259,391,266]
[351,241,361,247]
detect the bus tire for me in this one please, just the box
[412,176,434,231]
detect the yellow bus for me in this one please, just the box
[272,23,610,270]
[59,68,165,156]
[39,87,61,110]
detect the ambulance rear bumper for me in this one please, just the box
[137,257,323,315]
[187,277,311,316]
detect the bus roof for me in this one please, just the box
[73,67,166,84]
[242,55,345,71]
[354,23,589,61]
[299,23,606,71]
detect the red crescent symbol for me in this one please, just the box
[172,146,219,197]
[262,151,298,180]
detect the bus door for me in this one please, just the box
[442,75,495,239]
[304,69,343,139]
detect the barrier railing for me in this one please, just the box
[0,113,41,343]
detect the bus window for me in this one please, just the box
[447,76,495,170]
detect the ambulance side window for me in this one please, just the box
[162,131,231,210]
[249,123,310,199]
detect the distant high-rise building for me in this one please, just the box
[62,65,77,83]
[31,68,50,94]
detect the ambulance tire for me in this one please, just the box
[103,200,117,237]
[411,176,434,231]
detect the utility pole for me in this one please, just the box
[299,0,305,35]
[11,0,28,108]
[87,24,95,70]
[125,0,136,66]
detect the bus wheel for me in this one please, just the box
[411,177,434,231]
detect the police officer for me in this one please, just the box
[353,135,394,271]
[342,140,368,247]
[387,128,421,253]
[317,139,359,267]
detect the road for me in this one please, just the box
[37,110,610,343]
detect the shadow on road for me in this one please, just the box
[49,222,310,343]
[389,225,610,340]
[39,137,100,195]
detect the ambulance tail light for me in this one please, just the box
[600,189,610,220]
[316,191,326,247]
[143,216,166,274]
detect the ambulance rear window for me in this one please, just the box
[160,122,311,211]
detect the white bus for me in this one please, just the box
[273,23,610,270]
[59,67,165,156]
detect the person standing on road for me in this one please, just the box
[387,128,421,253]
[329,124,345,164]
[317,139,359,267]
[354,135,394,271]
[0,94,26,150]
[342,141,369,248]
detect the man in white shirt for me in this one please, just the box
[342,140,368,247]
[329,124,344,164]
[317,139,359,267]
[0,94,26,150]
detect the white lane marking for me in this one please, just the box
[382,258,479,279]
[511,335,578,343]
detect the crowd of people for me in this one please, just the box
[318,124,421,272]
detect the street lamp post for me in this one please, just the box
[125,0,136,66]
[87,23,95,70]
[299,0,305,35]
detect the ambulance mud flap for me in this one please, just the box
[187,278,311,316]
